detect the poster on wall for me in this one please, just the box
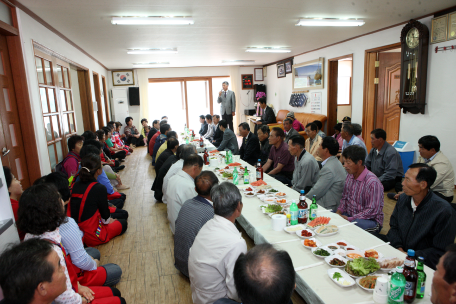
[310,92,322,114]
[292,58,324,91]
[112,70,135,86]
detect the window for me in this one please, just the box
[337,76,351,105]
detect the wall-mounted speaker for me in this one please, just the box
[128,87,140,106]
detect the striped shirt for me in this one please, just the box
[338,167,384,225]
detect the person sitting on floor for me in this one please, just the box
[147,119,160,145]
[3,166,25,240]
[112,122,133,154]
[217,119,239,154]
[366,128,404,193]
[214,243,296,304]
[431,244,456,304]
[101,127,127,162]
[17,184,126,304]
[373,164,456,270]
[155,137,179,174]
[152,123,171,166]
[189,182,247,304]
[124,116,144,148]
[62,134,84,178]
[305,123,324,163]
[148,120,167,156]
[288,135,319,192]
[283,118,299,143]
[167,154,203,234]
[203,114,215,140]
[140,118,150,145]
[70,154,128,246]
[286,111,304,132]
[107,124,130,156]
[257,125,271,165]
[340,124,368,164]
[174,171,219,277]
[211,115,223,146]
[152,144,185,202]
[199,115,208,136]
[337,145,384,233]
[253,97,276,134]
[307,137,347,211]
[262,127,295,184]
[0,239,68,304]
[313,120,326,138]
[95,130,125,172]
[238,122,260,166]
[332,123,343,151]
[155,131,177,161]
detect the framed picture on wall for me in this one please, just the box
[277,63,286,78]
[241,74,254,90]
[292,58,324,91]
[448,12,456,41]
[112,70,135,86]
[431,14,448,44]
[285,59,293,74]
[254,68,264,81]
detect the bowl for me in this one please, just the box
[301,238,322,249]
[327,268,355,288]
[356,276,380,292]
[295,229,315,239]
[275,198,290,206]
[263,197,277,204]
[345,250,365,261]
[325,243,341,251]
[363,249,384,260]
[311,246,334,259]
[275,192,287,198]
[325,255,348,268]
[283,225,306,234]
[315,225,339,237]
[244,192,255,198]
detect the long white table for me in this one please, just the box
[179,133,217,153]
[201,145,435,304]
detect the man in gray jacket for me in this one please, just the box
[307,136,347,210]
[217,81,236,131]
[217,119,239,155]
[288,135,319,192]
[284,118,300,143]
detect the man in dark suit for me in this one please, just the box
[254,97,276,134]
[155,137,179,175]
[212,115,223,147]
[199,115,208,136]
[217,120,239,154]
[238,122,260,166]
[258,125,272,165]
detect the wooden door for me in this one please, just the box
[376,53,401,145]
[0,35,31,188]
[93,72,103,129]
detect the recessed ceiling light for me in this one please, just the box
[127,48,178,54]
[222,60,256,63]
[133,62,170,68]
[296,18,365,27]
[111,16,194,25]
[246,48,291,53]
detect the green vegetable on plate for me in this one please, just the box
[332,272,343,281]
[345,257,380,276]
[313,249,330,257]
[263,204,282,213]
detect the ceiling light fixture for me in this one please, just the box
[112,16,194,25]
[246,47,291,53]
[127,48,178,54]
[133,62,170,68]
[222,60,255,63]
[296,18,365,27]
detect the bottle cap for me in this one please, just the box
[396,266,403,273]
[418,256,424,262]
[300,190,305,194]
[258,159,261,161]
[407,249,415,257]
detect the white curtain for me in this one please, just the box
[136,69,149,121]
[229,66,240,128]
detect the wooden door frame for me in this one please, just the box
[327,54,353,136]
[92,72,103,128]
[362,42,401,150]
[77,70,95,131]
[101,75,110,123]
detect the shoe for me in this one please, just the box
[130,144,136,149]
[387,193,397,200]
[116,184,130,190]
[120,159,126,162]
[115,165,125,171]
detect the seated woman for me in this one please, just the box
[101,127,127,162]
[17,184,126,304]
[333,123,343,151]
[62,134,84,178]
[96,130,125,172]
[70,154,128,247]
[3,166,25,240]
[35,172,123,287]
[113,122,133,153]
[107,123,130,155]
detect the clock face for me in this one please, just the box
[406,28,420,49]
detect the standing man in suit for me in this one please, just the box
[307,137,347,211]
[217,81,236,130]
[217,120,239,154]
[199,115,208,136]
[254,97,276,134]
[212,115,223,146]
[238,122,260,165]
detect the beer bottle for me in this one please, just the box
[404,249,418,303]
[309,195,318,221]
[415,257,426,299]
[297,190,308,224]
[243,167,249,184]
[256,159,263,181]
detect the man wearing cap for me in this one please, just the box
[342,116,351,123]
[286,112,304,132]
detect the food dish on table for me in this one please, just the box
[261,204,282,214]
[327,269,355,287]
[312,247,332,258]
[256,189,266,194]
[315,225,339,236]
[364,249,379,259]
[284,225,305,233]
[296,229,314,239]
[250,180,267,186]
[304,239,318,247]
[347,253,362,259]
[244,192,255,197]
[275,192,287,197]
[357,276,379,291]
[276,199,289,205]
[228,162,242,166]
[256,184,272,190]
[329,257,346,266]
[268,189,279,193]
[245,187,254,192]
[307,216,331,228]
[337,242,347,247]
[379,258,403,270]
[344,257,380,277]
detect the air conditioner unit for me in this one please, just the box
[111,88,130,133]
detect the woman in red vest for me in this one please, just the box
[70,154,127,247]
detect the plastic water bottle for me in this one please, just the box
[290,200,298,226]
[233,167,239,185]
[243,167,249,184]
[415,257,426,299]
[388,266,406,304]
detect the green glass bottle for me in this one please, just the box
[290,200,298,226]
[233,167,239,185]
[243,167,249,184]
[415,257,426,299]
[309,195,318,221]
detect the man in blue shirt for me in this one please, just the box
[341,123,368,161]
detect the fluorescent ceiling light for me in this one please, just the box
[112,16,194,25]
[222,60,255,63]
[133,62,170,68]
[296,18,365,27]
[246,48,291,53]
[127,48,178,54]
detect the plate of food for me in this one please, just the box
[345,250,365,260]
[283,225,306,234]
[325,243,341,251]
[275,198,290,206]
[325,255,348,268]
[363,249,384,260]
[327,268,356,288]
[243,186,255,192]
[275,192,287,198]
[307,216,331,230]
[301,238,322,249]
[344,257,380,278]
[260,204,282,215]
[256,184,273,190]
[267,189,279,194]
[296,229,315,239]
[244,191,255,198]
[315,225,339,236]
[378,257,403,272]
[250,180,268,187]
[311,247,333,258]
[356,275,380,292]
[255,189,267,195]
[263,197,277,204]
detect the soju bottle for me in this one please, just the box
[290,200,298,226]
[389,266,406,304]
[233,167,239,185]
[309,195,318,221]
[243,167,249,184]
[415,257,426,299]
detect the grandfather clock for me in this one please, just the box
[399,19,429,114]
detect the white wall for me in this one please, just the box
[17,9,109,175]
[266,16,456,179]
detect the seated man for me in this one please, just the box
[283,118,299,143]
[152,123,171,166]
[286,111,304,132]
[262,127,295,184]
[155,137,179,174]
[199,115,208,136]
[307,137,347,211]
[257,125,271,165]
[313,120,326,138]
[304,123,323,163]
[352,123,365,143]
[0,239,67,304]
[152,144,185,202]
[341,123,368,156]
[214,243,296,304]
[431,244,456,304]
[203,114,215,139]
[238,122,260,166]
[288,135,319,192]
[217,119,239,155]
[253,97,276,134]
[375,164,456,270]
[366,129,403,193]
[337,145,384,233]
[155,131,177,161]
[212,115,223,146]
[147,119,160,145]
[167,154,203,234]
[189,183,247,304]
[174,171,219,277]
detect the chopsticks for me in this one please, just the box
[364,242,390,251]
[294,262,324,272]
[338,222,357,228]
[271,239,300,245]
